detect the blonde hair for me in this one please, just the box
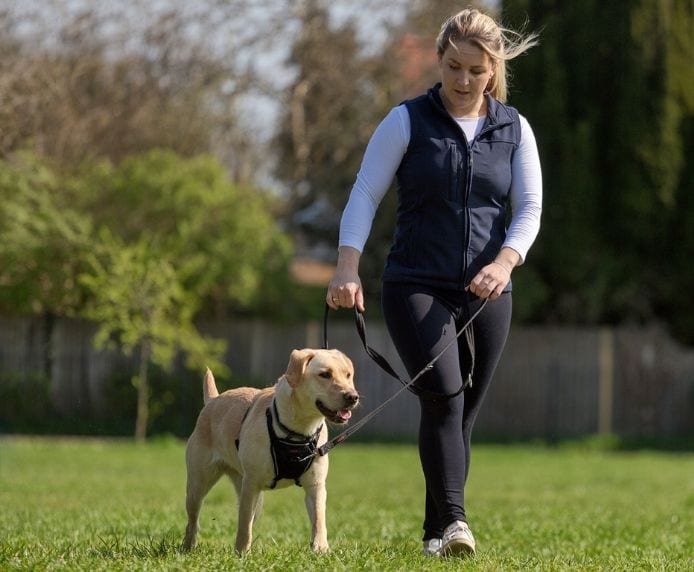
[436,8,538,102]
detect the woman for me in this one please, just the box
[326,7,542,557]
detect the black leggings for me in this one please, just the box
[381,282,512,540]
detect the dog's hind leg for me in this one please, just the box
[181,456,223,552]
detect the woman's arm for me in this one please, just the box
[502,114,543,263]
[327,106,410,310]
[469,115,542,299]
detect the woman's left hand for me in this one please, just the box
[469,261,512,300]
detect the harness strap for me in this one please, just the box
[265,403,323,489]
[234,401,254,451]
[272,400,314,441]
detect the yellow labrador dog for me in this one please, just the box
[181,348,358,555]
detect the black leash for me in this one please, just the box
[311,297,488,459]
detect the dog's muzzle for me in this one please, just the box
[316,392,358,424]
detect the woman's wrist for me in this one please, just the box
[336,245,361,273]
[493,247,521,274]
[491,260,513,274]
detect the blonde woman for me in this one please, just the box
[327,7,542,557]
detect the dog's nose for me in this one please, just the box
[343,391,359,406]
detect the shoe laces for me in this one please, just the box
[443,520,474,543]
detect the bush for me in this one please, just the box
[0,371,53,433]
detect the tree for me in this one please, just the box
[80,231,227,441]
[0,153,92,316]
[0,3,265,184]
[0,148,293,437]
[74,149,293,316]
[502,0,694,340]
[274,1,375,232]
[76,149,293,438]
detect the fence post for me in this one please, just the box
[598,328,615,435]
[250,319,264,376]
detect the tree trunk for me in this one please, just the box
[134,338,152,442]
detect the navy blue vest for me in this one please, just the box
[382,83,521,291]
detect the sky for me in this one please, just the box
[5,0,411,138]
[4,0,499,184]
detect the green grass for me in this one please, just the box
[0,437,692,571]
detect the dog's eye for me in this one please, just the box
[318,371,332,379]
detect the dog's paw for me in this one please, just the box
[179,539,195,553]
[312,541,330,554]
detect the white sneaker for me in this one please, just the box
[441,520,476,557]
[422,538,442,557]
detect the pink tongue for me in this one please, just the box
[338,409,352,420]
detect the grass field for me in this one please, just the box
[0,437,692,571]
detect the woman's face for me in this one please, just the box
[438,40,495,117]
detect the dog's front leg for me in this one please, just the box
[304,481,329,553]
[235,478,261,554]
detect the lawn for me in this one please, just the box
[0,437,691,571]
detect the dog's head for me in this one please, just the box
[284,348,359,424]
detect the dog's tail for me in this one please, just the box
[203,367,219,404]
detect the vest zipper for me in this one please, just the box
[448,115,507,289]
[457,122,507,288]
[462,140,473,288]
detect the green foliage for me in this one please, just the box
[502,0,694,341]
[0,153,92,315]
[0,148,296,437]
[99,368,213,438]
[0,372,53,434]
[75,149,293,313]
[0,147,293,326]
[1,440,692,570]
[80,229,227,376]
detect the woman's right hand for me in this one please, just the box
[326,246,365,312]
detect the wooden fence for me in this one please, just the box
[1,314,693,440]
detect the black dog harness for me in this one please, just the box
[265,401,323,489]
[234,400,324,489]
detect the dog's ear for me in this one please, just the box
[285,349,315,387]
